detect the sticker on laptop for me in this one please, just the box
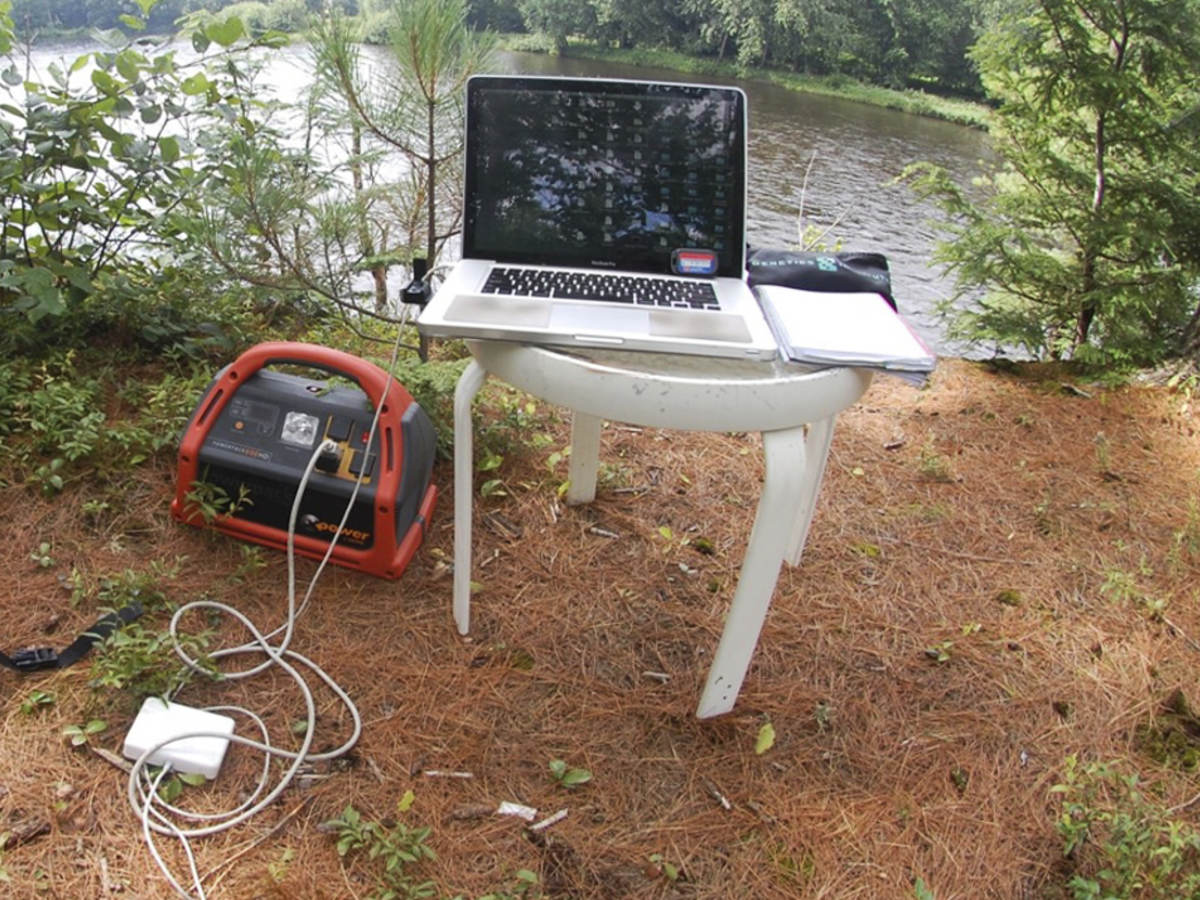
[672,249,718,276]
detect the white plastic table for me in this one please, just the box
[453,341,872,718]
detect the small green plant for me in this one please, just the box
[30,458,66,496]
[655,524,696,555]
[19,689,55,715]
[326,792,437,900]
[477,449,507,499]
[918,440,954,482]
[23,363,104,462]
[1053,755,1200,899]
[230,545,268,582]
[80,498,111,524]
[478,389,553,455]
[62,719,107,747]
[150,767,207,803]
[545,447,570,473]
[29,541,54,568]
[850,540,881,558]
[923,640,954,663]
[647,853,680,882]
[97,561,181,614]
[109,368,211,464]
[548,758,592,788]
[267,847,296,884]
[90,622,218,700]
[1100,559,1152,605]
[69,559,182,614]
[597,461,633,489]
[183,475,253,525]
[473,869,540,900]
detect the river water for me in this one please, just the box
[23,41,990,352]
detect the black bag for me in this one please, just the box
[747,249,896,311]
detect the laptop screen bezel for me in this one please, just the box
[461,74,748,279]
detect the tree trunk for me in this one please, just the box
[1182,301,1200,365]
[1074,93,1109,352]
[349,120,389,311]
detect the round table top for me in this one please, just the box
[466,341,873,432]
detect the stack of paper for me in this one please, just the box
[755,285,936,383]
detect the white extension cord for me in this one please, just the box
[125,309,412,899]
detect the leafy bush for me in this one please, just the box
[1054,755,1200,899]
[0,351,208,486]
[0,3,288,356]
[91,621,219,701]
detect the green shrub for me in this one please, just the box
[1053,755,1200,899]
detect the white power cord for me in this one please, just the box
[128,307,414,899]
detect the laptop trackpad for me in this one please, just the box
[446,295,551,326]
[650,309,750,343]
[551,304,648,334]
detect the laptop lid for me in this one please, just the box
[462,75,748,279]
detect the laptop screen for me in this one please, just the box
[462,75,747,279]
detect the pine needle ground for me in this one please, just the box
[1,358,1198,898]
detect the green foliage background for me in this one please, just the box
[908,0,1200,367]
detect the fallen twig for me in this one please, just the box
[4,817,50,847]
[89,744,133,775]
[1168,790,1200,815]
[1163,614,1200,655]
[703,777,732,811]
[527,808,568,833]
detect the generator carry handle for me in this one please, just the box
[224,341,400,411]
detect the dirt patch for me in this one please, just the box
[1,358,1198,898]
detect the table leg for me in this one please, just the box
[784,416,836,566]
[696,426,810,718]
[565,412,602,506]
[453,360,488,635]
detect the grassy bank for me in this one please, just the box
[498,34,992,130]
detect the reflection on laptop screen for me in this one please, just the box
[463,76,747,278]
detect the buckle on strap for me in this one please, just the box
[13,647,59,671]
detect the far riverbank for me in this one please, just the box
[496,34,992,130]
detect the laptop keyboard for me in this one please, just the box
[482,267,720,310]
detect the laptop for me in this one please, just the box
[417,75,778,361]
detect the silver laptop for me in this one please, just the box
[417,75,778,361]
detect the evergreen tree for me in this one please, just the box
[908,0,1200,365]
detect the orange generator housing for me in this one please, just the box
[170,342,437,580]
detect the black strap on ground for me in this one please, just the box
[0,603,143,674]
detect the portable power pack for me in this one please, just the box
[170,342,437,580]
